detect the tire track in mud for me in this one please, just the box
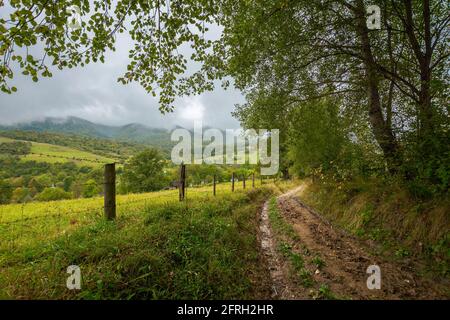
[259,200,293,299]
[259,186,448,300]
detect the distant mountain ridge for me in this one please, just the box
[0,117,238,154]
[0,116,173,149]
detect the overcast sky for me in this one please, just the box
[0,14,244,129]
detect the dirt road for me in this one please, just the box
[259,186,448,299]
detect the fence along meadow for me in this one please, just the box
[0,161,270,250]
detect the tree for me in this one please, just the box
[27,178,41,196]
[233,89,293,178]
[220,1,449,180]
[11,187,31,203]
[35,174,52,188]
[121,148,168,193]
[288,99,348,176]
[82,179,100,198]
[0,179,13,204]
[63,176,73,192]
[35,187,72,202]
[71,181,83,199]
[221,1,448,171]
[0,141,31,155]
[184,164,225,185]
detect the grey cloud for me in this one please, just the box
[0,23,242,129]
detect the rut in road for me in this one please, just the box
[259,186,448,299]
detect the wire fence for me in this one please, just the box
[0,191,174,251]
[0,164,270,233]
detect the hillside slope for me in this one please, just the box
[0,117,173,152]
[0,135,117,167]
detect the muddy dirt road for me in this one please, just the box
[259,186,448,299]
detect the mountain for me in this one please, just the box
[0,116,173,152]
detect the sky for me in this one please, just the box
[0,9,244,130]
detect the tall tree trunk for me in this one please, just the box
[419,64,433,139]
[419,0,434,139]
[404,0,435,139]
[355,0,401,173]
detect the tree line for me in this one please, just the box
[0,148,259,204]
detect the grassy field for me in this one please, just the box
[0,180,282,299]
[0,135,116,167]
[0,136,17,143]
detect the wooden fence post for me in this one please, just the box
[252,173,255,188]
[232,172,235,192]
[179,163,186,201]
[104,163,116,220]
[213,174,216,196]
[243,175,246,189]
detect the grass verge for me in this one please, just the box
[298,178,450,278]
[0,187,273,299]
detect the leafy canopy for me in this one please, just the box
[121,148,168,193]
[0,0,219,112]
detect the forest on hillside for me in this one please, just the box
[0,132,259,204]
[0,130,148,160]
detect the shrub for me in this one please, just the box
[35,187,72,202]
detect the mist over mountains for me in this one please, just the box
[0,116,233,153]
[0,116,172,146]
